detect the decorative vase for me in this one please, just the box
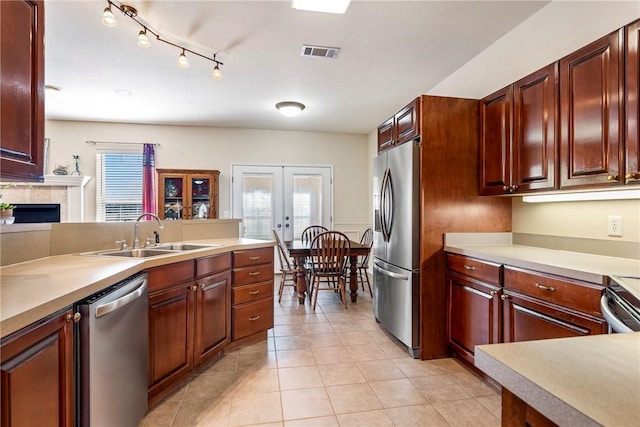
[0,208,13,218]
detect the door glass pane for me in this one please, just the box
[163,177,184,220]
[291,175,323,239]
[191,177,210,219]
[241,175,274,239]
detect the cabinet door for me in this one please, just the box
[194,270,230,365]
[502,291,607,343]
[626,19,640,184]
[513,63,559,192]
[1,308,74,427]
[480,86,512,195]
[395,98,420,145]
[560,29,624,188]
[158,172,187,220]
[148,283,195,398]
[377,117,394,153]
[447,273,501,365]
[0,0,45,182]
[189,172,219,220]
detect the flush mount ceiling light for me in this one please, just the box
[100,1,224,79]
[292,0,351,14]
[276,101,306,117]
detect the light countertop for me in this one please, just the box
[0,238,274,338]
[444,233,640,284]
[475,332,640,427]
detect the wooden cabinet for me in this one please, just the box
[194,254,231,365]
[480,63,558,195]
[502,266,607,342]
[626,19,640,185]
[0,0,45,182]
[446,254,502,365]
[377,98,421,153]
[1,307,74,427]
[157,169,220,220]
[559,29,624,189]
[232,247,274,341]
[147,261,195,403]
[147,254,231,405]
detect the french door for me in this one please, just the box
[231,165,332,242]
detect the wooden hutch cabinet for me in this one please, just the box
[559,28,624,189]
[480,63,558,195]
[157,169,220,220]
[0,0,45,182]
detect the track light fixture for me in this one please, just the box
[101,0,224,79]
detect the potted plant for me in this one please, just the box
[0,183,17,220]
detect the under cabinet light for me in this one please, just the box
[522,190,640,203]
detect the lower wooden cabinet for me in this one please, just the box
[446,253,607,364]
[0,307,74,427]
[232,247,274,341]
[147,254,231,405]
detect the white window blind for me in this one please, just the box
[96,151,143,221]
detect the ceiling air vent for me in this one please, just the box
[301,45,340,59]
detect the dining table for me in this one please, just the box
[284,239,371,305]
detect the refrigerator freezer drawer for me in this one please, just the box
[373,259,420,358]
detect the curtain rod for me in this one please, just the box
[85,140,160,146]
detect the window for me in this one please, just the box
[96,151,143,221]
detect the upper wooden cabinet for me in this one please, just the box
[480,64,558,195]
[626,19,640,185]
[559,29,624,189]
[157,169,220,220]
[0,0,45,182]
[377,98,421,153]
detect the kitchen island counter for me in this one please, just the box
[0,238,274,338]
[475,332,640,426]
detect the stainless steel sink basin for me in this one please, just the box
[97,249,177,258]
[154,243,222,251]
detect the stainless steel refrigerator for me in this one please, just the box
[373,140,421,358]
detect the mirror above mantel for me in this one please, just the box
[0,175,92,222]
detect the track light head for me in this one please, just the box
[137,29,150,48]
[177,50,189,68]
[211,64,223,80]
[101,5,118,27]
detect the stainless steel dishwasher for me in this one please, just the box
[75,272,148,427]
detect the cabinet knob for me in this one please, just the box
[248,290,260,295]
[511,184,519,192]
[200,283,205,289]
[248,271,261,276]
[67,312,81,323]
[606,174,619,182]
[490,290,498,298]
[625,172,640,181]
[463,265,476,271]
[192,285,198,291]
[501,294,509,301]
[249,315,261,321]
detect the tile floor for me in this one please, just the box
[140,276,501,426]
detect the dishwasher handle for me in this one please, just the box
[95,278,147,318]
[600,294,633,334]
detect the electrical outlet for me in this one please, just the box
[608,215,623,237]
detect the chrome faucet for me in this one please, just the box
[133,213,164,249]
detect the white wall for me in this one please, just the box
[44,120,369,228]
[428,0,640,243]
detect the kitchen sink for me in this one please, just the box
[154,243,222,251]
[97,249,177,258]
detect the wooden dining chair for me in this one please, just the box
[309,231,351,310]
[300,225,328,297]
[356,227,374,297]
[272,229,296,302]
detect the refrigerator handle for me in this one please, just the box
[385,169,394,240]
[380,169,389,242]
[374,261,409,280]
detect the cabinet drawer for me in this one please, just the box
[147,260,194,292]
[233,247,274,268]
[446,253,502,285]
[504,266,604,316]
[233,264,274,287]
[233,281,273,305]
[232,298,274,340]
[196,253,231,278]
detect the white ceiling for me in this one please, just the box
[44,0,549,135]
